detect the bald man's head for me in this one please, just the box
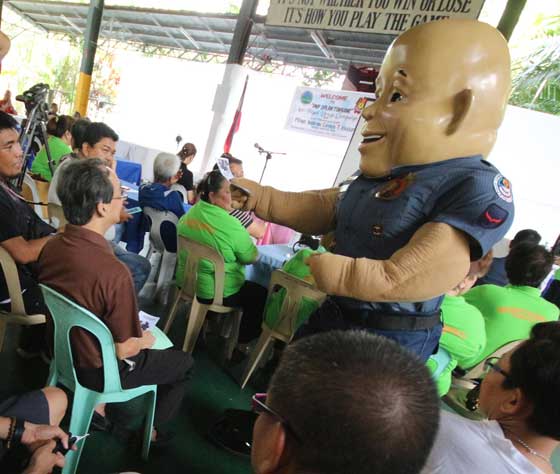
[359,19,511,177]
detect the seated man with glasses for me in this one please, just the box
[48,121,151,294]
[38,159,193,443]
[423,321,560,474]
[251,330,440,474]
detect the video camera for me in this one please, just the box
[16,83,50,118]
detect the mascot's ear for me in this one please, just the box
[447,89,473,135]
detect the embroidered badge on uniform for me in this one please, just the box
[493,174,513,203]
[479,204,509,229]
[374,173,414,200]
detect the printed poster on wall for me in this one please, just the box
[285,87,374,141]
[266,0,485,35]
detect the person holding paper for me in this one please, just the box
[38,158,193,443]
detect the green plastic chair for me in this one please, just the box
[40,284,157,474]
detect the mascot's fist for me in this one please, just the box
[306,252,352,295]
[230,178,262,211]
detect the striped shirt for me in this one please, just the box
[229,209,253,228]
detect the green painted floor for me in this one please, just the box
[4,298,560,473]
[1,297,258,474]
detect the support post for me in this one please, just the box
[497,0,527,42]
[74,0,104,116]
[199,0,258,174]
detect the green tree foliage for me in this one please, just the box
[510,15,560,115]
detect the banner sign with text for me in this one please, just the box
[286,87,374,140]
[266,0,485,35]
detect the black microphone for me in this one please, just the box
[297,234,320,251]
[254,143,264,153]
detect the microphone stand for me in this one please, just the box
[255,147,286,184]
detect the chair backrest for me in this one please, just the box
[0,246,26,315]
[462,339,524,380]
[22,173,48,220]
[265,270,326,340]
[40,284,124,393]
[48,203,67,229]
[170,183,187,202]
[143,207,178,253]
[177,235,226,306]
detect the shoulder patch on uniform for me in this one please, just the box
[493,174,513,203]
[479,204,509,229]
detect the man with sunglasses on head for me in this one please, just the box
[251,330,440,474]
[423,321,560,474]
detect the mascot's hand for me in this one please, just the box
[230,178,262,211]
[306,252,351,295]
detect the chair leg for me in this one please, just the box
[163,291,182,334]
[141,388,157,460]
[224,310,243,361]
[240,328,274,389]
[182,300,209,353]
[63,389,97,474]
[0,320,6,352]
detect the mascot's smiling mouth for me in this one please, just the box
[361,134,384,144]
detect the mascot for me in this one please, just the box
[232,19,514,361]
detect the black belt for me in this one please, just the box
[343,308,441,331]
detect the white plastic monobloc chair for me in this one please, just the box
[0,247,46,351]
[142,207,178,301]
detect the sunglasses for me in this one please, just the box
[484,357,511,380]
[251,393,302,443]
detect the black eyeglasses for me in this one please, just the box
[484,357,510,380]
[251,393,302,443]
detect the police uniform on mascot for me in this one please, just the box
[232,19,514,362]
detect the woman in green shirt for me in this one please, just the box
[31,115,74,181]
[176,170,267,343]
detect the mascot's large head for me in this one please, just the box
[359,19,511,178]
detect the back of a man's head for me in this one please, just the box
[506,242,553,288]
[82,122,118,148]
[264,331,440,474]
[57,158,113,225]
[511,229,541,248]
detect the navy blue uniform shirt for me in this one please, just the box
[334,155,514,316]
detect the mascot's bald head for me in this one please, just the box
[359,19,511,177]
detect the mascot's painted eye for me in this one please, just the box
[390,91,403,103]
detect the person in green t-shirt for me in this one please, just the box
[176,170,267,344]
[465,242,559,365]
[30,115,74,181]
[262,247,325,333]
[428,252,492,396]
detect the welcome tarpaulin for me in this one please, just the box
[266,0,485,35]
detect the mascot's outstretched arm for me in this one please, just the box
[307,222,471,302]
[231,178,339,236]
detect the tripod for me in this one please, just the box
[15,85,52,190]
[255,145,286,184]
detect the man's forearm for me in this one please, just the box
[311,222,471,302]
[115,337,142,359]
[115,332,153,359]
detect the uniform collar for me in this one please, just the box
[360,155,484,180]
[505,285,541,296]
